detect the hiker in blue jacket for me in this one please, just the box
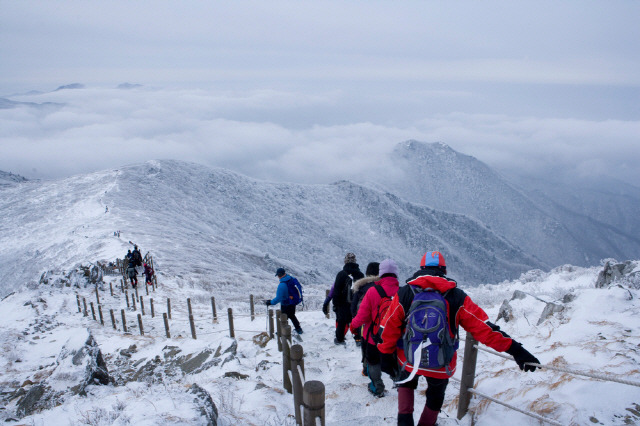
[265,267,303,335]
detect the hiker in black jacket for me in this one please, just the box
[323,252,364,345]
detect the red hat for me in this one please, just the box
[420,251,446,269]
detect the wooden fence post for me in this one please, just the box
[276,309,282,351]
[110,309,116,330]
[137,314,144,336]
[153,275,157,291]
[227,308,235,338]
[189,314,197,339]
[135,285,139,303]
[150,298,155,318]
[98,304,104,325]
[95,286,100,306]
[121,309,127,333]
[291,344,305,424]
[211,296,217,323]
[303,381,325,426]
[83,297,88,317]
[457,333,479,420]
[282,323,292,393]
[132,295,137,311]
[90,302,96,321]
[187,298,193,317]
[110,282,113,297]
[140,296,145,316]
[163,313,171,338]
[268,309,274,338]
[167,298,172,320]
[145,280,149,296]
[250,294,255,321]
[125,290,130,308]
[76,294,81,313]
[120,278,124,293]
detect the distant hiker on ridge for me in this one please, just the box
[132,245,142,268]
[143,262,154,286]
[265,268,304,335]
[378,251,540,426]
[126,260,138,288]
[323,252,364,345]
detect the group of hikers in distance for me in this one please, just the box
[124,245,154,288]
[268,251,540,426]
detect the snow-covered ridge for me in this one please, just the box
[0,159,543,298]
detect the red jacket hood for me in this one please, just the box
[406,272,457,293]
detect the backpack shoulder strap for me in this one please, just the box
[373,284,388,299]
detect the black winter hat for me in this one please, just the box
[275,267,286,277]
[365,262,380,277]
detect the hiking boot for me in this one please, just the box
[334,338,346,345]
[354,339,362,347]
[367,382,385,398]
[295,328,303,335]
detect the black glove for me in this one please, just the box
[264,300,271,306]
[506,341,540,372]
[322,297,330,315]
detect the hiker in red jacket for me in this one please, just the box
[378,251,540,426]
[350,259,399,397]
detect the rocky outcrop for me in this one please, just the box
[52,329,110,395]
[537,302,564,326]
[595,260,640,289]
[189,384,218,426]
[13,328,110,418]
[39,264,105,290]
[117,339,238,385]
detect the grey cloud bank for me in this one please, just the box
[0,1,639,185]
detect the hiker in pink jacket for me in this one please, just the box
[350,258,400,397]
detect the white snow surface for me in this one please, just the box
[1,256,639,424]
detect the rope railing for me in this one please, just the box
[450,376,563,426]
[475,345,640,388]
[457,332,640,425]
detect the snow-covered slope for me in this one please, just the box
[0,160,542,298]
[1,257,638,425]
[363,140,640,268]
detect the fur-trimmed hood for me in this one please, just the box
[352,275,379,293]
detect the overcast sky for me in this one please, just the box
[1,1,639,185]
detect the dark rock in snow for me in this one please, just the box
[537,302,564,325]
[15,384,52,417]
[496,300,514,323]
[595,260,639,289]
[189,384,218,426]
[224,371,249,380]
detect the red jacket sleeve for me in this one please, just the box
[351,288,374,329]
[456,296,512,352]
[377,296,405,354]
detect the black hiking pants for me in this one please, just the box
[397,370,449,412]
[334,304,352,342]
[281,304,301,332]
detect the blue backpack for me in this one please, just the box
[396,287,459,384]
[286,277,303,306]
